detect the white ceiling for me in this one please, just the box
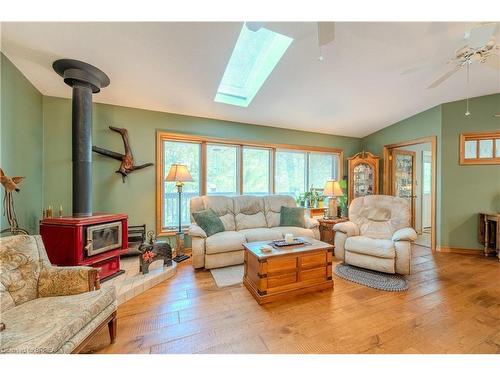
[1,22,499,137]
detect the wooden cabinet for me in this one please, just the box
[318,217,348,245]
[348,151,380,204]
[478,213,500,260]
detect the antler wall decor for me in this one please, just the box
[93,126,154,182]
[0,168,28,235]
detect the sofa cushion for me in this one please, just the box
[233,196,267,230]
[0,285,115,354]
[190,196,236,231]
[345,236,395,259]
[239,228,282,242]
[205,231,246,255]
[272,226,316,239]
[279,206,305,228]
[263,195,296,228]
[192,209,225,237]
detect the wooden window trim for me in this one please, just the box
[459,131,500,165]
[156,131,344,236]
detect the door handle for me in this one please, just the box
[84,240,93,252]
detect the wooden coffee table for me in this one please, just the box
[243,237,334,304]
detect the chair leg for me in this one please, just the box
[108,313,117,344]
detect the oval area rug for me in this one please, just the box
[334,263,409,291]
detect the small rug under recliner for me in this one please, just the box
[334,263,409,292]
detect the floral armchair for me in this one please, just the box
[0,235,117,354]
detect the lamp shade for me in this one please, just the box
[165,164,193,183]
[323,180,344,197]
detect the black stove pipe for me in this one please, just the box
[53,59,110,217]
[71,83,93,217]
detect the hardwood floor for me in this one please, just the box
[83,245,500,354]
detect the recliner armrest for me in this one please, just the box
[188,223,207,238]
[304,217,319,229]
[392,227,417,242]
[333,221,359,237]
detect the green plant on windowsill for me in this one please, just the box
[296,188,323,208]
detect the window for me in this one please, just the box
[157,132,342,235]
[215,23,293,107]
[308,152,339,189]
[423,161,432,195]
[275,151,338,195]
[464,140,477,159]
[162,140,201,230]
[460,131,500,165]
[275,150,306,196]
[479,139,493,158]
[207,144,239,195]
[242,147,271,195]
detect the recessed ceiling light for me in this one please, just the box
[215,23,293,107]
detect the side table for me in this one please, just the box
[318,217,348,246]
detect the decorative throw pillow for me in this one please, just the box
[279,206,306,228]
[192,209,225,237]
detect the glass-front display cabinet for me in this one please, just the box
[348,151,380,204]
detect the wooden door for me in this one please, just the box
[391,149,416,227]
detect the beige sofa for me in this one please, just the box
[189,195,320,269]
[333,195,417,275]
[0,235,117,354]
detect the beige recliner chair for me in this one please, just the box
[333,195,417,275]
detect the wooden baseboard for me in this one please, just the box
[436,246,483,255]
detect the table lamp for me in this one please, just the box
[323,180,344,218]
[166,163,193,262]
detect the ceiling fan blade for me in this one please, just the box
[484,54,500,70]
[317,22,335,46]
[400,63,432,75]
[427,65,462,89]
[468,23,498,49]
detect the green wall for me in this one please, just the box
[362,94,500,250]
[43,96,361,236]
[362,105,442,244]
[0,54,43,234]
[440,94,500,249]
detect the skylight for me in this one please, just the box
[214,23,293,107]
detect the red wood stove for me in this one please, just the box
[40,213,128,281]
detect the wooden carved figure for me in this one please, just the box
[93,126,154,182]
[0,168,28,235]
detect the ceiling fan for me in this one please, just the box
[427,23,499,89]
